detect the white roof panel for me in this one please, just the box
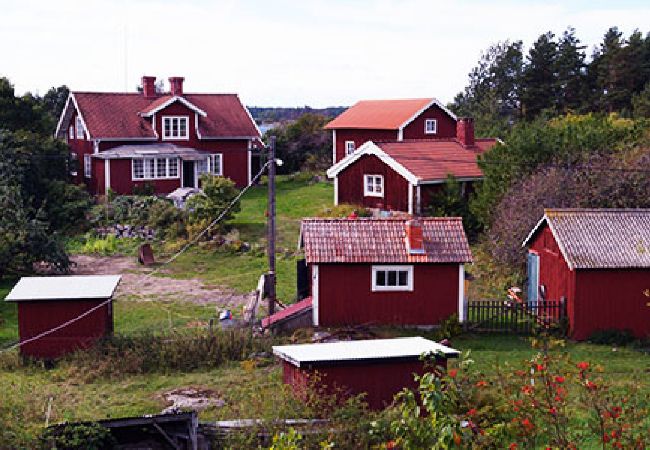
[273,337,459,367]
[5,275,122,302]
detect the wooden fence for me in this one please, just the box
[464,299,566,334]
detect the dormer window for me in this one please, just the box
[75,116,85,139]
[69,125,74,140]
[424,119,437,134]
[163,116,189,140]
[345,141,356,155]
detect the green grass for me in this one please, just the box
[0,279,18,347]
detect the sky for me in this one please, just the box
[2,0,650,107]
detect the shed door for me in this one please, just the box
[527,253,540,302]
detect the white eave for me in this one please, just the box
[139,96,207,118]
[397,98,458,137]
[521,214,574,270]
[326,140,419,185]
[54,93,91,140]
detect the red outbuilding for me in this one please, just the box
[273,336,460,409]
[523,209,650,340]
[55,76,261,195]
[5,275,121,359]
[300,217,472,327]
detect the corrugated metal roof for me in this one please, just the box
[5,275,122,302]
[526,209,650,269]
[301,218,472,264]
[92,143,207,161]
[273,337,459,367]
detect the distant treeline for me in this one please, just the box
[248,106,346,124]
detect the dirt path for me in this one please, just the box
[71,255,254,309]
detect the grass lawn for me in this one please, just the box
[0,279,17,347]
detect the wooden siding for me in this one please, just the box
[336,154,410,211]
[315,263,459,326]
[402,104,456,140]
[281,358,447,410]
[334,129,397,163]
[17,299,112,359]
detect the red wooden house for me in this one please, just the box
[55,76,261,195]
[523,209,650,340]
[273,337,459,409]
[5,275,121,359]
[300,217,472,327]
[324,98,460,164]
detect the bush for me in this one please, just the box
[40,423,115,450]
[588,329,636,346]
[186,175,240,235]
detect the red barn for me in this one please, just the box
[300,217,472,327]
[324,98,460,164]
[273,337,460,409]
[55,76,261,195]
[5,275,121,359]
[326,137,497,214]
[523,209,650,340]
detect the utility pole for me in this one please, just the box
[267,136,277,316]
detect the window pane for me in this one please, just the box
[172,118,179,136]
[366,178,374,191]
[145,159,155,178]
[168,158,178,177]
[197,158,208,174]
[133,159,144,179]
[180,118,187,137]
[156,158,167,178]
[164,119,171,137]
[376,271,386,286]
[398,271,408,286]
[387,271,397,286]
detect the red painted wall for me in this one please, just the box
[17,300,112,359]
[334,129,397,163]
[337,154,410,211]
[282,358,448,410]
[402,104,456,140]
[315,263,459,326]
[106,159,181,195]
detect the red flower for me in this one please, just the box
[554,376,565,384]
[536,364,545,372]
[385,440,397,449]
[448,368,458,379]
[476,380,488,388]
[509,444,518,450]
[585,380,597,390]
[453,433,461,445]
[467,408,477,417]
[577,361,590,371]
[521,418,535,432]
[603,433,610,443]
[521,385,534,395]
[549,407,557,415]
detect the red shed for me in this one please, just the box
[523,209,650,340]
[300,217,472,327]
[273,336,460,409]
[5,275,121,359]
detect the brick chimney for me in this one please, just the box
[405,219,425,255]
[142,76,157,98]
[456,117,475,147]
[169,77,185,96]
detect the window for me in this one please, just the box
[424,119,437,134]
[70,152,78,176]
[69,125,74,140]
[132,157,180,180]
[197,154,223,177]
[372,265,413,291]
[364,174,383,197]
[162,116,189,140]
[345,141,355,155]
[76,116,85,139]
[84,154,91,178]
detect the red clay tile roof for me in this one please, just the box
[301,218,472,264]
[376,139,497,182]
[525,209,650,269]
[70,92,259,139]
[325,98,453,130]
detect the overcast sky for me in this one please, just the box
[2,0,649,107]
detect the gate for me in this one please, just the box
[465,298,566,334]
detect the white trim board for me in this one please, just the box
[140,96,207,117]
[312,265,319,327]
[397,98,457,137]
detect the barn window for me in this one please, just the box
[83,154,91,178]
[372,265,413,291]
[424,119,437,134]
[364,174,384,197]
[76,116,86,139]
[345,141,355,155]
[162,116,189,140]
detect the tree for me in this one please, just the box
[423,176,481,242]
[42,85,70,120]
[632,81,650,117]
[520,32,559,119]
[555,28,586,114]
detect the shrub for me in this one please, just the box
[588,329,636,346]
[146,199,187,240]
[186,175,240,235]
[40,423,116,450]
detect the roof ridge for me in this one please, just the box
[302,217,463,221]
[545,208,650,214]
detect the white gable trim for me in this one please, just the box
[55,93,91,140]
[326,141,419,185]
[398,98,458,136]
[521,214,574,271]
[140,96,207,117]
[239,96,263,138]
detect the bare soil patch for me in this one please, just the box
[70,255,253,309]
[161,387,225,413]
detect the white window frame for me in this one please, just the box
[372,265,414,292]
[76,116,85,139]
[70,152,78,176]
[363,174,384,197]
[131,157,180,180]
[345,140,356,155]
[424,119,437,134]
[209,153,223,176]
[162,116,189,140]
[83,154,91,178]
[69,125,75,140]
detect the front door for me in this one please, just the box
[182,161,195,188]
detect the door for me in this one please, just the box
[527,253,540,302]
[182,161,195,188]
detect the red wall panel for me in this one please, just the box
[17,300,112,359]
[106,159,181,195]
[316,263,459,326]
[334,129,397,163]
[337,154,410,211]
[402,104,457,140]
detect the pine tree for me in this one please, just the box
[520,32,559,119]
[555,27,586,114]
